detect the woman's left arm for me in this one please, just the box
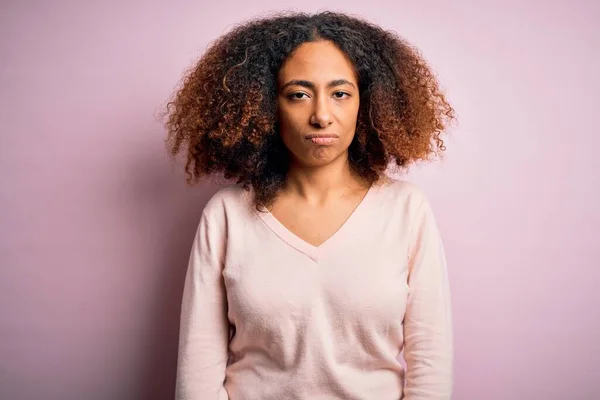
[402,197,453,400]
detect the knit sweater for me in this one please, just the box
[175,179,453,399]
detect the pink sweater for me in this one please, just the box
[175,179,453,399]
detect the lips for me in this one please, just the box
[305,133,339,145]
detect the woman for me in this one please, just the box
[164,11,455,400]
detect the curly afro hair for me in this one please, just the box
[163,11,455,208]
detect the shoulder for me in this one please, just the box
[374,176,431,209]
[201,183,254,226]
[203,183,249,210]
[372,177,440,229]
[375,178,442,242]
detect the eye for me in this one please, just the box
[288,92,309,100]
[333,91,350,99]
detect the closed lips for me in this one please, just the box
[305,134,339,145]
[305,133,339,139]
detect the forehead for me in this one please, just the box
[278,40,358,83]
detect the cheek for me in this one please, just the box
[340,102,360,128]
[277,108,306,144]
[337,109,359,145]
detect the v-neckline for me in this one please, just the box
[254,183,378,262]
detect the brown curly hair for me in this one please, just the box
[163,11,455,207]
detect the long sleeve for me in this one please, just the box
[175,211,230,400]
[403,198,453,399]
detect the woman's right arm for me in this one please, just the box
[175,211,230,400]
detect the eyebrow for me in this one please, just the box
[280,79,357,91]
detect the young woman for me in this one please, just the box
[164,11,455,400]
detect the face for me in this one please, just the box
[277,40,360,168]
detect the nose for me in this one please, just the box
[310,96,333,128]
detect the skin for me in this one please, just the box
[270,40,374,247]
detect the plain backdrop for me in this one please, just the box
[1,1,599,399]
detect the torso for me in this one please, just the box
[198,177,434,399]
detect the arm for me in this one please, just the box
[175,212,230,400]
[403,198,453,399]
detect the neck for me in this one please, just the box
[285,153,366,204]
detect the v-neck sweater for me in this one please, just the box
[175,179,453,400]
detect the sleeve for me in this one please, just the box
[175,211,230,400]
[402,198,453,400]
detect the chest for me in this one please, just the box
[222,221,411,330]
[270,208,351,248]
[268,191,369,248]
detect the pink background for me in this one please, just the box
[1,1,599,399]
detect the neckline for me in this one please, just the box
[253,183,378,262]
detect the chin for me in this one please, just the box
[299,148,348,168]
